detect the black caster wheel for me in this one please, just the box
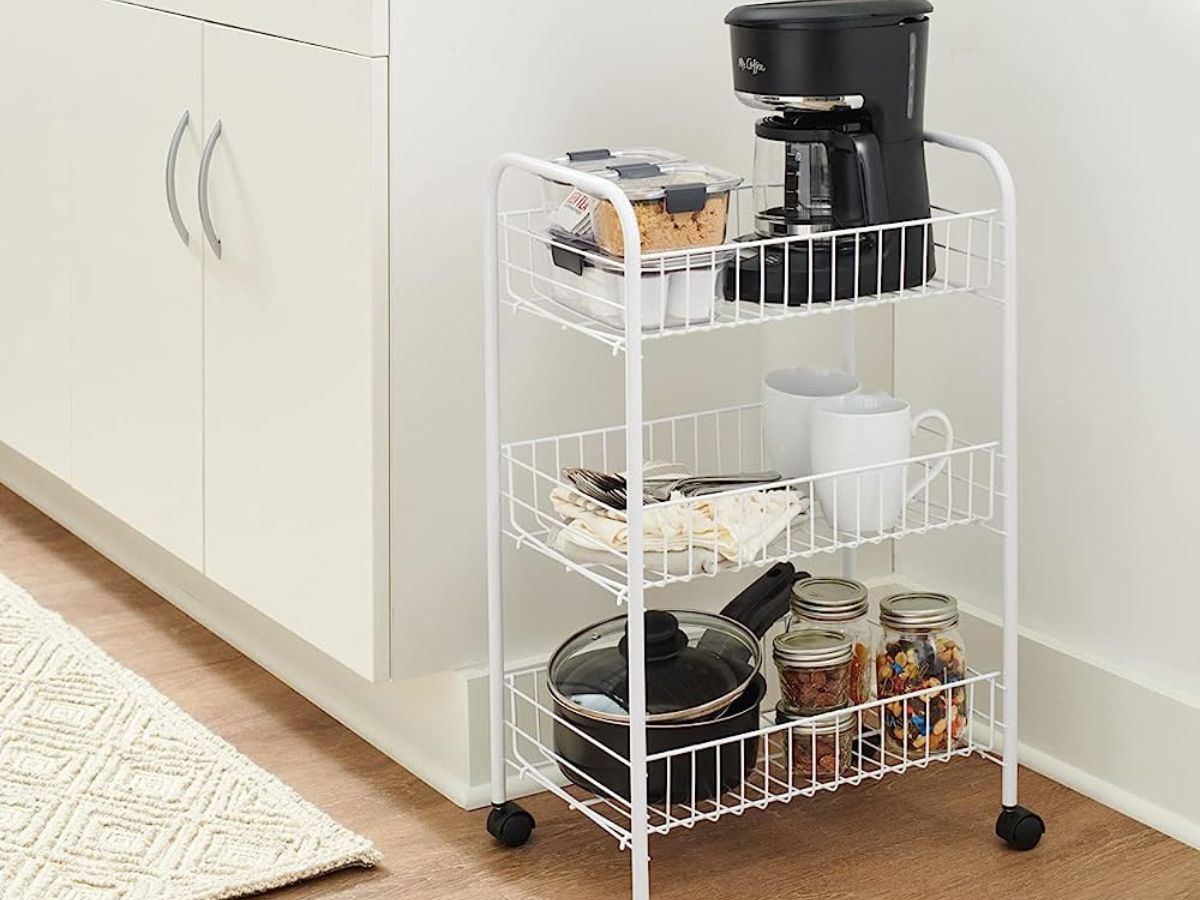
[996,805,1045,851]
[487,801,536,848]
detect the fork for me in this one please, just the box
[563,467,782,509]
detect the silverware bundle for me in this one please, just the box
[562,467,782,510]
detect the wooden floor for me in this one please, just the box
[1,485,1197,900]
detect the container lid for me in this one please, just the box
[547,147,686,174]
[595,161,743,212]
[726,0,934,29]
[772,628,853,667]
[592,247,737,275]
[790,576,869,622]
[547,610,761,725]
[774,701,856,734]
[547,233,736,277]
[879,592,959,630]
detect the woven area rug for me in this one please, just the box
[0,573,381,899]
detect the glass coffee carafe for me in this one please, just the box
[752,137,835,238]
[727,107,936,306]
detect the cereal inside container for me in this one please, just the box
[876,592,969,758]
[775,704,856,783]
[589,161,743,257]
[541,148,687,241]
[772,628,854,715]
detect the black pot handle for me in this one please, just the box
[695,563,808,669]
[719,562,807,639]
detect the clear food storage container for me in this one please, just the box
[542,148,687,240]
[775,703,855,784]
[532,236,733,330]
[772,628,853,715]
[590,161,743,257]
[786,576,875,706]
[876,592,969,757]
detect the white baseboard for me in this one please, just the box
[954,600,1200,849]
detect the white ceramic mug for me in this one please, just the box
[762,367,860,479]
[810,393,955,534]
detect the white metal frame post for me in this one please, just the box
[621,225,651,900]
[926,132,1020,806]
[484,159,507,808]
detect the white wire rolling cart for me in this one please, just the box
[482,132,1043,899]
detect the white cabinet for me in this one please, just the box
[0,0,75,481]
[201,26,390,680]
[113,0,389,57]
[70,1,205,568]
[0,1,390,681]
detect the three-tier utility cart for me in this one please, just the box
[482,132,1043,899]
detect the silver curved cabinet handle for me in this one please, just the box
[165,110,190,245]
[198,120,223,259]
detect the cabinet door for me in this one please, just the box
[201,25,389,680]
[70,1,204,568]
[0,0,76,479]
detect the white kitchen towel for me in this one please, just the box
[550,477,809,566]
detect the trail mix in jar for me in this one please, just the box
[787,576,876,706]
[876,592,969,756]
[776,704,855,783]
[773,629,854,715]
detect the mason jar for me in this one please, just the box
[772,628,853,715]
[877,592,969,757]
[787,576,875,706]
[775,703,856,784]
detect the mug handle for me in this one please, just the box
[904,409,955,504]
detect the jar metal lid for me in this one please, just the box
[772,628,853,668]
[790,576,869,622]
[774,701,856,736]
[879,592,959,631]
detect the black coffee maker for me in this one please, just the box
[724,0,936,305]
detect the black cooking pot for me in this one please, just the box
[548,562,802,803]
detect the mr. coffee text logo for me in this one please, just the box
[738,57,767,76]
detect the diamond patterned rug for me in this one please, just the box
[0,573,381,899]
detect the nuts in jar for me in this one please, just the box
[788,576,875,706]
[877,592,969,756]
[772,628,854,715]
[775,703,856,783]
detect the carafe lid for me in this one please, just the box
[726,0,933,29]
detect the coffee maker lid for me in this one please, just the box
[726,0,933,28]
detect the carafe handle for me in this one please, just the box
[845,132,890,223]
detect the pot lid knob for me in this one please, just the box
[617,610,688,663]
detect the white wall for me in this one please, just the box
[897,0,1200,839]
[388,1,895,677]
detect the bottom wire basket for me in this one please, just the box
[503,664,1005,849]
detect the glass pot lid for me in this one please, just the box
[547,609,761,725]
